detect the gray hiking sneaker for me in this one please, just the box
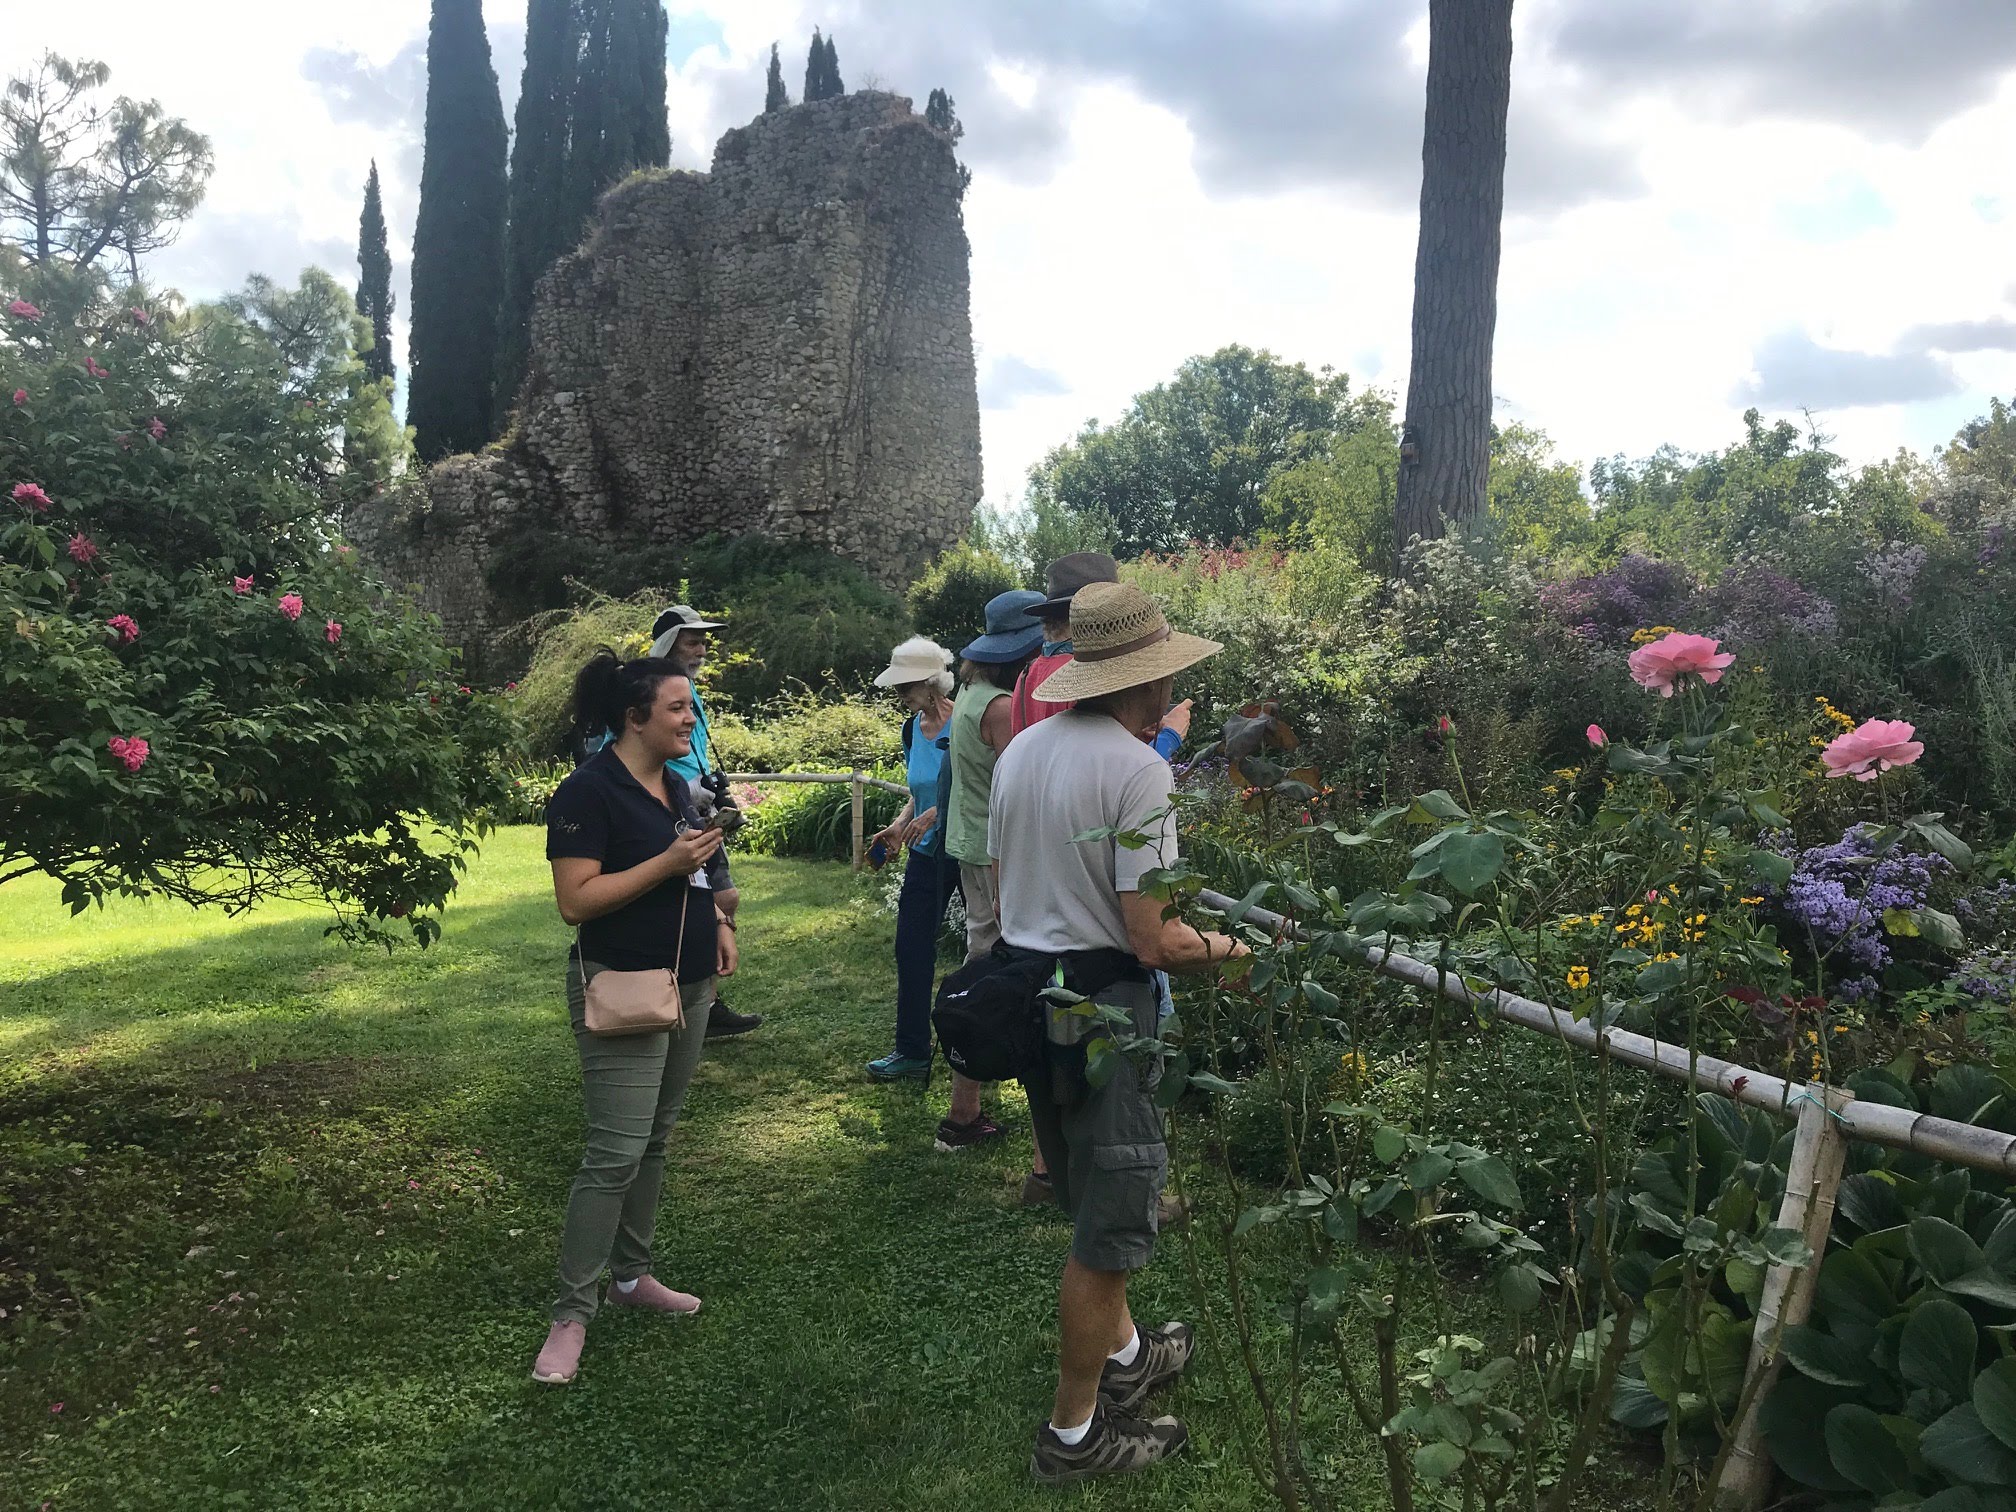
[1097,1321,1196,1415]
[1029,1404,1189,1484]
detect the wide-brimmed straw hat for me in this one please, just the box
[1032,551,1119,619]
[648,604,725,659]
[872,635,954,688]
[960,589,1046,664]
[1032,582,1221,702]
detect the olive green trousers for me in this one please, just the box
[552,959,715,1324]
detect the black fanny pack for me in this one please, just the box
[932,944,1145,1084]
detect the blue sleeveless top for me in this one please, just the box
[903,713,949,855]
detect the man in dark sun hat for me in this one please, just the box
[647,604,762,1039]
[989,580,1248,1484]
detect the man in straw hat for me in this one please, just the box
[989,580,1248,1483]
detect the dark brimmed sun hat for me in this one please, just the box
[1032,551,1120,619]
[960,589,1046,664]
[1032,581,1221,702]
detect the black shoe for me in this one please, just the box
[1029,1403,1188,1484]
[706,999,763,1038]
[1097,1321,1196,1415]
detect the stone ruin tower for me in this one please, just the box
[353,92,982,675]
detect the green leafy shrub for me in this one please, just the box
[738,771,902,860]
[907,541,1019,648]
[513,589,659,756]
[746,686,902,770]
[0,285,511,943]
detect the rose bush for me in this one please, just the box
[1,286,515,943]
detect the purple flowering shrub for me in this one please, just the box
[1772,826,1952,1000]
[1697,565,1839,646]
[1954,947,2016,1005]
[1537,553,1694,642]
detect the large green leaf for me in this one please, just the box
[1901,1299,1980,1402]
[1915,1216,1989,1284]
[1436,829,1506,896]
[1759,1375,1858,1491]
[1413,1441,1465,1481]
[1609,1370,1668,1429]
[1923,1404,2016,1485]
[1455,1154,1523,1211]
[1784,1325,1877,1389]
[1977,1359,2016,1453]
[1825,1403,1913,1495]
[1947,1270,2016,1312]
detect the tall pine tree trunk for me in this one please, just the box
[408,0,509,461]
[1394,0,1514,548]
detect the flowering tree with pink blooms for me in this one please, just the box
[0,289,514,943]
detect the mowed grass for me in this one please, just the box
[0,828,1334,1512]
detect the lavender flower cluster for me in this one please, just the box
[1955,948,2016,1005]
[1539,554,1694,642]
[1859,541,1930,609]
[1703,566,1839,646]
[1775,826,1952,1000]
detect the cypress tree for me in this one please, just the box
[563,0,613,233]
[822,33,843,97]
[355,161,396,387]
[498,0,578,410]
[764,42,788,113]
[631,1,671,168]
[804,29,827,102]
[408,0,509,460]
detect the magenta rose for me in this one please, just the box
[67,534,98,565]
[1821,718,1924,781]
[325,620,342,645]
[1586,723,1607,747]
[107,735,150,773]
[1627,632,1735,697]
[233,574,255,595]
[278,593,304,621]
[12,481,51,512]
[8,299,42,320]
[106,613,139,645]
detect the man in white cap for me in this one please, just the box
[989,580,1247,1483]
[648,605,762,1039]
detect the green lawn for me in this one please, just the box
[1,828,1338,1511]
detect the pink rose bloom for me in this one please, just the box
[278,593,304,621]
[1627,632,1736,697]
[67,533,97,565]
[325,619,342,645]
[83,355,108,379]
[232,574,255,595]
[130,306,151,326]
[1586,723,1607,747]
[1821,718,1924,782]
[11,388,24,406]
[148,416,166,440]
[106,613,139,645]
[12,481,50,511]
[107,735,150,773]
[8,299,42,320]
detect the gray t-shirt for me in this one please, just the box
[989,710,1178,955]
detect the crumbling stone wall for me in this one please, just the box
[353,92,981,677]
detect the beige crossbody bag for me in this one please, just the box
[576,883,691,1037]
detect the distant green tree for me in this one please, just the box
[1262,391,1400,571]
[907,542,1021,648]
[924,88,959,135]
[1485,423,1590,559]
[354,161,395,386]
[764,42,789,113]
[1936,397,2016,529]
[498,0,578,408]
[803,29,845,103]
[0,52,213,289]
[407,0,508,460]
[1029,345,1370,554]
[822,34,844,97]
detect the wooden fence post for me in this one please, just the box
[1717,1081,1855,1511]
[850,770,865,873]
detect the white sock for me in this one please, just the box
[1110,1327,1141,1367]
[614,1277,640,1294]
[1049,1415,1093,1445]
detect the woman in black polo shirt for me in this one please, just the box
[532,651,736,1386]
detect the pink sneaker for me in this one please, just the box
[606,1275,701,1315]
[532,1319,585,1384]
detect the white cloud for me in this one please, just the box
[12,0,2016,506]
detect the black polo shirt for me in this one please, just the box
[545,748,726,982]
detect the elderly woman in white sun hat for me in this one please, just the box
[863,635,962,1084]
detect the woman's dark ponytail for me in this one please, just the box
[571,648,684,742]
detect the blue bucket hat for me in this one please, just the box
[960,589,1046,664]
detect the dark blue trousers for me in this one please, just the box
[894,846,961,1061]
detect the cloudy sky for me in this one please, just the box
[19,1,2016,503]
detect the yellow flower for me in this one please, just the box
[1566,965,1591,990]
[1805,1030,1820,1045]
[1832,1025,1848,1034]
[1552,767,1579,780]
[1740,895,1763,906]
